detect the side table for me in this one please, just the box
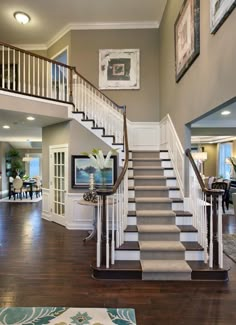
[79,199,98,242]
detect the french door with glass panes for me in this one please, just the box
[49,145,68,226]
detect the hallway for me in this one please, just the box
[0,202,236,324]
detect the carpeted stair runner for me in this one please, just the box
[131,150,192,281]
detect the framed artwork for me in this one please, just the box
[0,64,18,90]
[174,0,200,82]
[71,155,117,188]
[210,0,236,34]
[99,49,140,89]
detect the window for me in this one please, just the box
[218,142,232,179]
[29,157,40,178]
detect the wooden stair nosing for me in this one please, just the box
[116,241,204,252]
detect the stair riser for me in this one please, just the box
[127,216,193,226]
[139,233,180,241]
[130,178,178,187]
[141,251,185,260]
[133,179,167,186]
[132,152,162,159]
[135,202,172,210]
[142,272,191,281]
[176,216,193,225]
[128,189,181,198]
[137,216,176,225]
[115,250,204,261]
[124,232,197,242]
[129,169,175,177]
[130,160,162,167]
[132,190,169,198]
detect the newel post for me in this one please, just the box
[211,192,219,268]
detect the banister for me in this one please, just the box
[71,67,125,111]
[96,108,129,197]
[0,41,74,69]
[185,148,224,196]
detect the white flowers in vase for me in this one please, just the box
[82,148,118,170]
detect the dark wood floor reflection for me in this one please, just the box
[0,202,236,324]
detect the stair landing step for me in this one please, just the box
[116,241,203,251]
[141,260,191,272]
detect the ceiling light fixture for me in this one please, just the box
[14,11,31,25]
[221,110,231,116]
[26,116,35,121]
[3,125,10,129]
[22,154,33,162]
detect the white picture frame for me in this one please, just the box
[210,0,236,34]
[99,49,140,90]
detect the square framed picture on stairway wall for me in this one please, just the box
[99,49,140,90]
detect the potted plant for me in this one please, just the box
[6,148,24,178]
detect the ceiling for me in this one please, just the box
[0,0,167,48]
[0,0,235,148]
[0,0,167,149]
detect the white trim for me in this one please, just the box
[13,21,159,50]
[127,121,160,151]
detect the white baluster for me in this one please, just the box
[218,195,223,268]
[97,195,101,268]
[18,51,21,91]
[106,197,109,268]
[111,195,115,264]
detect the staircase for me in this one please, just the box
[0,41,228,281]
[92,149,228,281]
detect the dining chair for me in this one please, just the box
[12,178,28,200]
[32,176,42,198]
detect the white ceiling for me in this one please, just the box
[0,0,167,47]
[0,0,167,149]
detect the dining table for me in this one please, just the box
[8,179,36,200]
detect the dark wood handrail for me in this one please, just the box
[0,41,74,69]
[0,41,125,111]
[185,148,224,196]
[71,67,125,110]
[96,107,129,196]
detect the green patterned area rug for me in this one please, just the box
[0,307,136,325]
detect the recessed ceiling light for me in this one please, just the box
[27,116,35,121]
[14,11,31,25]
[221,110,231,116]
[3,125,10,129]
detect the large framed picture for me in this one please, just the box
[174,0,200,82]
[99,49,140,89]
[210,0,236,34]
[71,155,117,188]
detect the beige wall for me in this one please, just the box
[159,0,236,145]
[47,32,72,64]
[203,144,217,177]
[42,120,111,190]
[70,29,160,122]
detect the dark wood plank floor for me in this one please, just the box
[0,202,236,324]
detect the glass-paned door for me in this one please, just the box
[50,145,68,226]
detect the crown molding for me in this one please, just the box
[13,21,160,50]
[11,43,48,51]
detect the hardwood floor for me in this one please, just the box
[0,202,236,324]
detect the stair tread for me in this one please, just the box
[131,166,165,170]
[141,260,192,272]
[125,225,138,232]
[182,242,204,251]
[117,241,203,251]
[134,197,172,203]
[174,210,193,216]
[137,225,180,233]
[139,241,185,251]
[178,225,197,232]
[136,210,176,217]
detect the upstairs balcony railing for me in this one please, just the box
[0,41,129,269]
